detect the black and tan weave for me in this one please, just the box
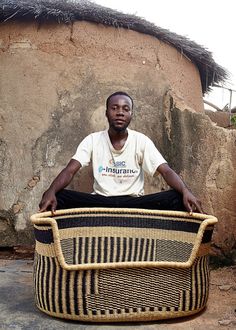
[31,208,218,322]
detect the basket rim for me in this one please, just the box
[31,207,218,271]
[32,207,217,221]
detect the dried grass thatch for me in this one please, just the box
[0,0,228,93]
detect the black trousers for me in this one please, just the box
[56,189,186,211]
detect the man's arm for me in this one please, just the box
[39,159,81,212]
[157,163,203,213]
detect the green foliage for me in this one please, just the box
[231,115,236,127]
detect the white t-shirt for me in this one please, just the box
[72,129,166,197]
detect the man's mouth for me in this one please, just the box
[114,119,125,124]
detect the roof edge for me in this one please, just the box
[0,0,228,93]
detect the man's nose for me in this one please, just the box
[116,108,125,115]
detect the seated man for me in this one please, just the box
[39,91,202,213]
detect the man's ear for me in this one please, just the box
[105,110,108,118]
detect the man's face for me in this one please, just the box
[106,95,133,132]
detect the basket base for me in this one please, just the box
[36,304,206,323]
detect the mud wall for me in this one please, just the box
[0,20,235,263]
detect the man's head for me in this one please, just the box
[106,91,133,132]
[106,91,134,110]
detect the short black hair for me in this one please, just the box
[106,91,134,109]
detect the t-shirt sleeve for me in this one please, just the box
[71,134,92,167]
[142,136,167,176]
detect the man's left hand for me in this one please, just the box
[182,188,203,213]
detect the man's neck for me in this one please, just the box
[108,128,129,150]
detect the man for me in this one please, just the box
[39,91,202,213]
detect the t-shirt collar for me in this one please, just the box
[105,128,131,153]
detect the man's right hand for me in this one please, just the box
[38,159,81,213]
[39,190,57,213]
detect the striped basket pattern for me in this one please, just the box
[31,208,218,322]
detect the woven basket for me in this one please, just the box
[31,208,217,322]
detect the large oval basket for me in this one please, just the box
[31,208,217,322]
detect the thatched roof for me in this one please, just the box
[0,0,228,93]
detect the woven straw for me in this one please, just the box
[31,208,217,322]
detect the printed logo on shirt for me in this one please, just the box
[98,166,105,173]
[98,159,138,175]
[109,159,126,168]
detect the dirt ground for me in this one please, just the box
[204,266,236,328]
[0,258,235,329]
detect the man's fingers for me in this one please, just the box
[188,205,193,214]
[190,201,203,214]
[39,198,49,211]
[51,200,57,215]
[38,202,48,212]
[184,199,192,213]
[184,198,202,214]
[183,191,203,214]
[38,199,57,213]
[194,200,203,213]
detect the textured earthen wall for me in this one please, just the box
[0,20,235,262]
[205,110,231,128]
